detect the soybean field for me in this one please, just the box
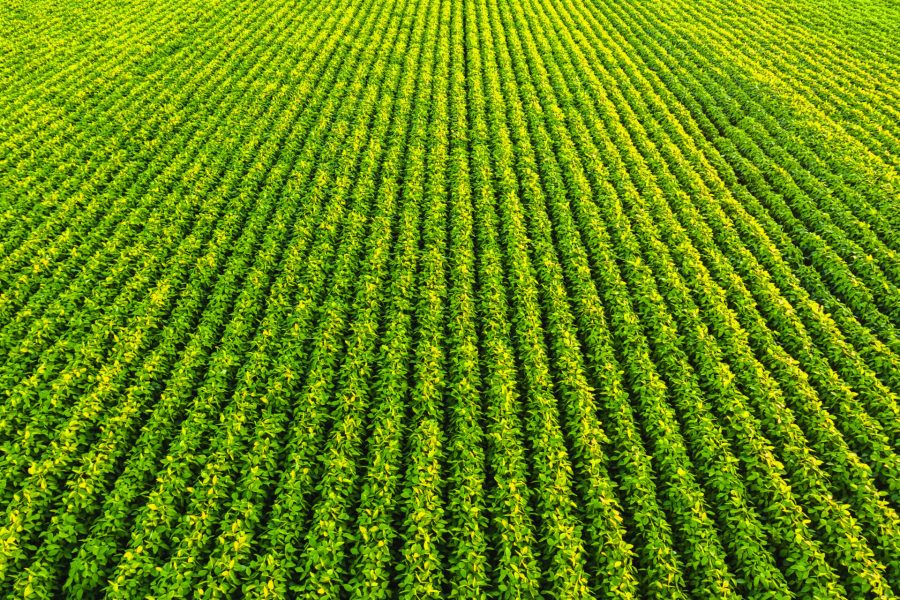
[1,0,899,597]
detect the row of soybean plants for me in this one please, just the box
[2,0,898,598]
[659,0,900,390]
[0,0,410,595]
[481,0,900,598]
[491,0,752,596]
[1,0,320,586]
[592,0,891,528]
[259,0,625,594]
[253,0,665,594]
[665,0,900,175]
[464,0,698,595]
[636,0,900,378]
[104,0,414,591]
[550,0,900,595]
[594,0,900,513]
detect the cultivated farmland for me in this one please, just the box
[1,0,899,596]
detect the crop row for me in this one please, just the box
[0,0,897,597]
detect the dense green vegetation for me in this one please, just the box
[0,0,899,596]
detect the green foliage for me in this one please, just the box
[0,0,898,596]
